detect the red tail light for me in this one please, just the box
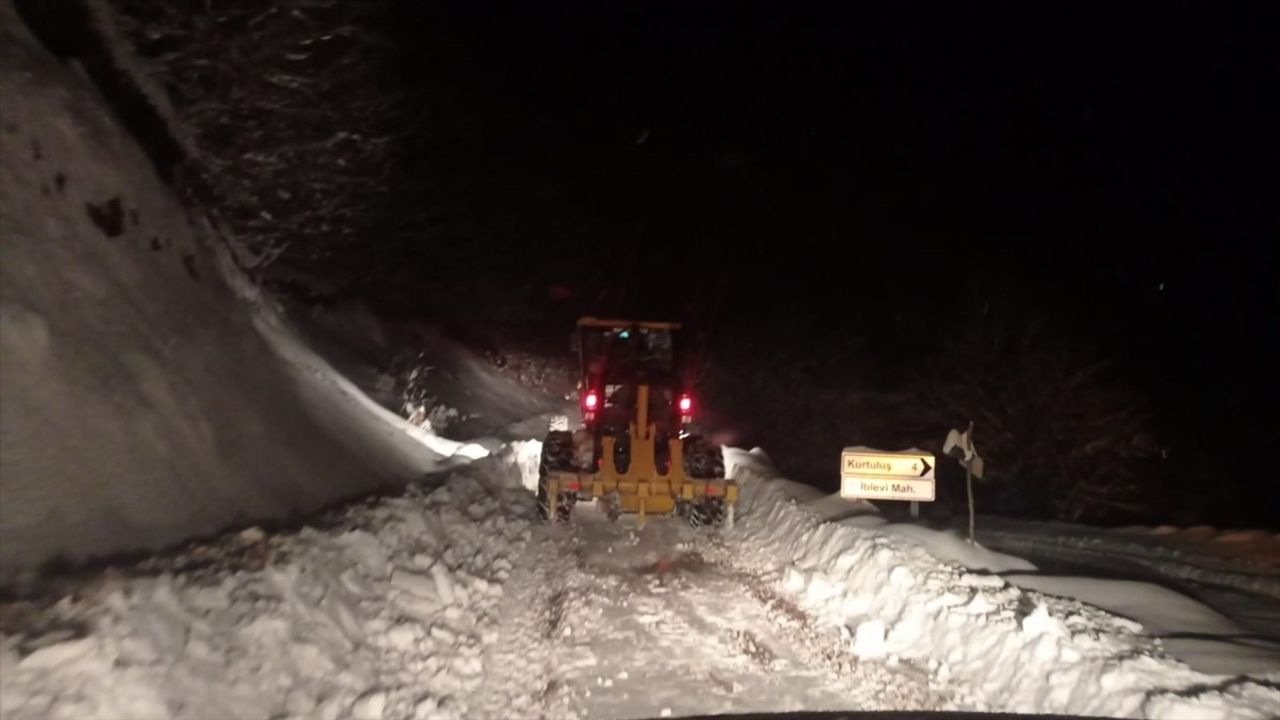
[678,394,693,413]
[584,390,599,410]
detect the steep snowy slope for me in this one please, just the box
[0,3,462,584]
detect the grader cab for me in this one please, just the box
[538,318,736,526]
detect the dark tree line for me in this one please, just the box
[107,0,416,292]
[83,0,1250,527]
[702,281,1162,525]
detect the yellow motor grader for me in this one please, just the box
[538,318,736,527]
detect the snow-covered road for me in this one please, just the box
[4,441,1278,719]
[526,512,947,719]
[0,452,944,720]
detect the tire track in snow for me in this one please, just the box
[469,522,577,719]
[519,508,952,719]
[729,562,952,708]
[467,513,604,720]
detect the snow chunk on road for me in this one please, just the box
[511,439,543,493]
[349,691,386,720]
[16,637,98,671]
[853,620,888,659]
[1021,604,1066,638]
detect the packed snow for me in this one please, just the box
[1,457,538,720]
[795,487,1280,675]
[975,516,1280,600]
[4,3,1279,717]
[1004,574,1280,675]
[720,447,1280,718]
[4,441,1277,719]
[969,516,1280,676]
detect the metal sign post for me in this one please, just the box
[944,422,983,544]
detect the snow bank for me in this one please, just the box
[873,522,1037,574]
[284,302,570,443]
[1005,574,1280,676]
[723,454,1280,719]
[0,7,470,585]
[818,514,1278,675]
[0,454,539,720]
[977,517,1280,600]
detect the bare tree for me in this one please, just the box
[918,292,1157,522]
[106,0,430,289]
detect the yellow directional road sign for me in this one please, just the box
[840,449,936,502]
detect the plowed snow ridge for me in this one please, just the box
[3,444,1278,719]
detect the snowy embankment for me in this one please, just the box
[720,447,1280,718]
[1,453,545,720]
[0,0,563,586]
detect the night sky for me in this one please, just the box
[390,0,1277,333]
[376,1,1277,520]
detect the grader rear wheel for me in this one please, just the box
[538,431,577,522]
[683,435,725,479]
[682,435,728,527]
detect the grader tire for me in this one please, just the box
[682,435,727,527]
[683,435,725,479]
[538,431,576,522]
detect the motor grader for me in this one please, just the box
[538,318,737,527]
